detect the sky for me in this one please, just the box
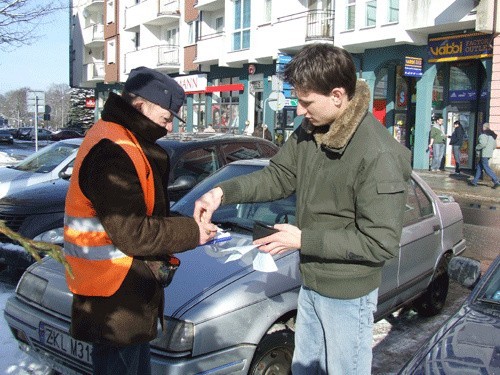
[0,4,69,95]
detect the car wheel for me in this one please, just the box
[414,254,451,317]
[249,329,294,375]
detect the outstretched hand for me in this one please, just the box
[194,187,224,224]
[253,223,301,255]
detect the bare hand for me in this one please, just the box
[253,224,301,255]
[198,222,219,245]
[194,187,224,224]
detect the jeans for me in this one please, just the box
[92,342,151,375]
[452,145,461,173]
[292,286,378,375]
[472,157,499,185]
[431,143,445,170]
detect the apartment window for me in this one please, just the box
[165,27,179,45]
[264,0,272,23]
[215,17,224,33]
[133,32,140,49]
[366,0,376,27]
[233,0,251,51]
[106,0,115,24]
[188,21,198,44]
[346,0,355,30]
[106,39,116,64]
[388,0,399,23]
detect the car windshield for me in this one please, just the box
[172,163,296,230]
[474,261,500,308]
[11,142,79,173]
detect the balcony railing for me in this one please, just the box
[84,61,105,82]
[83,24,104,46]
[124,0,180,29]
[306,10,334,40]
[125,45,180,72]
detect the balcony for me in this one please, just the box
[125,45,180,73]
[194,32,225,65]
[83,0,104,13]
[82,24,104,47]
[124,0,181,29]
[194,0,224,12]
[83,61,105,82]
[306,10,334,40]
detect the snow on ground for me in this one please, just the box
[0,283,51,375]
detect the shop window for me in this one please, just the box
[210,77,241,133]
[432,68,445,110]
[373,68,388,126]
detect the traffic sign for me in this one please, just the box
[268,92,286,111]
[27,91,45,113]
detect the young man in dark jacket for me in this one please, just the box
[194,44,412,374]
[449,120,465,174]
[64,66,217,375]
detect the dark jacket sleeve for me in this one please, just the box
[79,140,199,259]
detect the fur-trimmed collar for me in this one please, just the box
[301,80,371,152]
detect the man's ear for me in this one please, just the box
[330,87,346,106]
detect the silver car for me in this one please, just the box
[4,159,466,375]
[0,138,81,198]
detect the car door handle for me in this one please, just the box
[433,224,441,232]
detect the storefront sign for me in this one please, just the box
[404,56,422,77]
[428,32,493,63]
[85,97,96,108]
[276,53,292,73]
[175,74,208,93]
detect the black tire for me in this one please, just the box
[414,255,451,317]
[249,330,294,375]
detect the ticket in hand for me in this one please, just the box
[205,229,232,245]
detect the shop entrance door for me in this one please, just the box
[445,111,474,170]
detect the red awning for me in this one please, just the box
[205,83,244,93]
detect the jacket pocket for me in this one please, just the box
[376,181,406,194]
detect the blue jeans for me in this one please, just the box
[431,143,445,170]
[92,342,151,375]
[452,145,461,172]
[292,286,378,375]
[472,157,499,185]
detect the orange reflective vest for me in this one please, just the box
[64,120,155,296]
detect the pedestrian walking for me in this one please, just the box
[63,66,217,375]
[193,44,412,374]
[468,122,500,189]
[429,115,446,172]
[449,120,465,174]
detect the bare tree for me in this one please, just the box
[0,0,66,50]
[46,83,71,130]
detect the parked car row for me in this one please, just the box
[0,129,14,144]
[0,133,279,274]
[2,155,467,374]
[3,127,85,142]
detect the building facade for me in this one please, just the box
[70,0,499,171]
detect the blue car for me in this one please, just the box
[399,255,500,374]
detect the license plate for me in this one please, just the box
[39,322,93,366]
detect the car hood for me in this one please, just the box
[0,167,40,198]
[0,179,69,214]
[400,305,500,374]
[25,232,300,323]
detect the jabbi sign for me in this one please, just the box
[428,32,493,63]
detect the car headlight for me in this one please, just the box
[150,317,194,352]
[33,228,64,245]
[16,272,48,304]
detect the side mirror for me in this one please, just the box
[168,175,197,192]
[59,166,74,180]
[448,256,481,289]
